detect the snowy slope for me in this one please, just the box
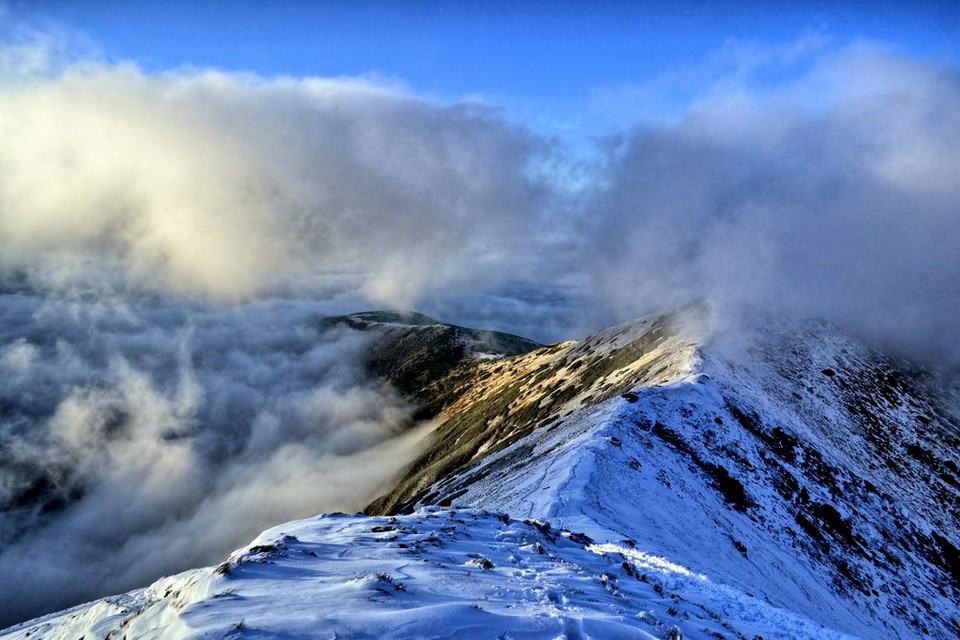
[4,309,958,639]
[424,316,960,639]
[0,508,857,640]
[367,309,704,515]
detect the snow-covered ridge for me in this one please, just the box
[425,316,960,638]
[367,307,703,514]
[1,508,858,640]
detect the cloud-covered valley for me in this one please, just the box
[0,292,433,625]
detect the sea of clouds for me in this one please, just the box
[0,22,958,626]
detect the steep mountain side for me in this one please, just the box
[412,318,960,639]
[366,308,703,514]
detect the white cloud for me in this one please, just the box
[0,59,552,305]
[582,44,960,367]
[0,294,428,625]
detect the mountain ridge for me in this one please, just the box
[3,308,958,639]
[365,307,703,515]
[411,312,959,638]
[323,310,542,417]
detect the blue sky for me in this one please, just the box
[9,0,959,135]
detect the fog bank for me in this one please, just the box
[0,293,433,625]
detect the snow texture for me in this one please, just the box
[0,508,858,640]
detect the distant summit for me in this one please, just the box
[328,310,443,327]
[324,311,541,417]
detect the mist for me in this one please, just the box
[583,43,960,368]
[0,292,437,625]
[0,34,959,627]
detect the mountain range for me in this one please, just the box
[3,307,958,639]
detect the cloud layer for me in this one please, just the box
[2,37,956,363]
[0,293,433,625]
[0,58,553,306]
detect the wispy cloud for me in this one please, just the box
[582,43,960,367]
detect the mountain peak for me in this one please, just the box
[396,312,960,638]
